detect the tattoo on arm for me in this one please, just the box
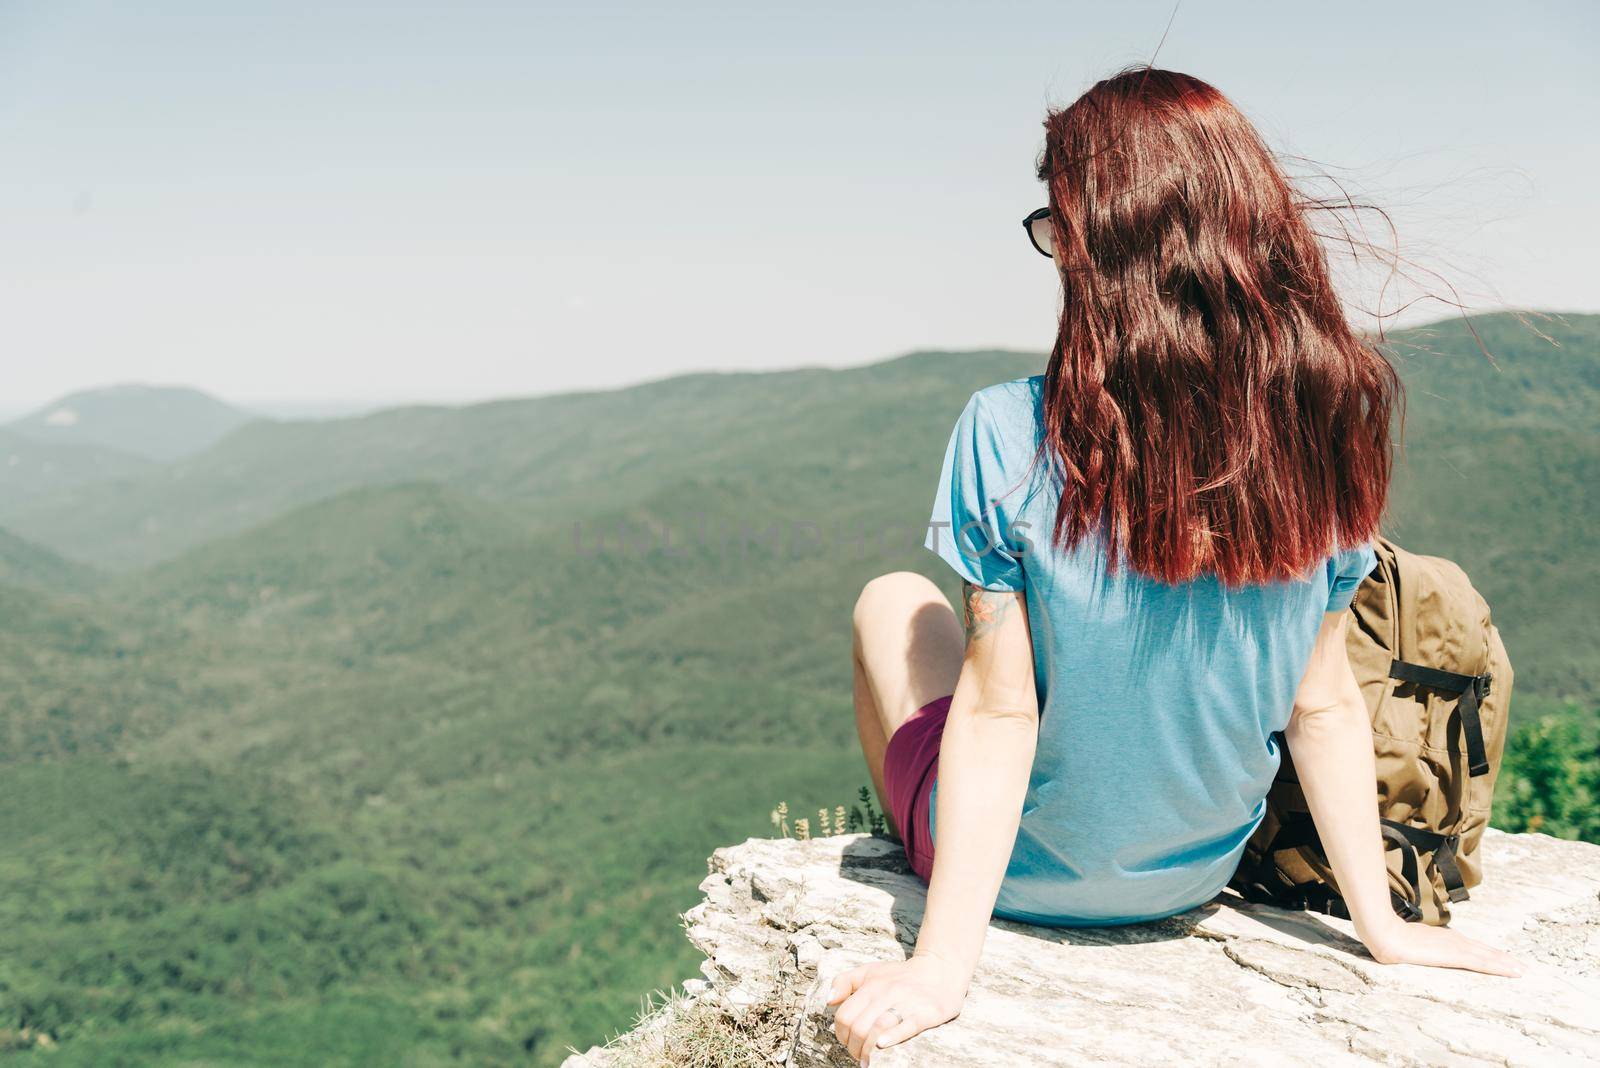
[962,581,1014,641]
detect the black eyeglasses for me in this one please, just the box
[1022,207,1054,258]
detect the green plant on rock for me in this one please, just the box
[768,787,887,839]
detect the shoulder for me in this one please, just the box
[961,376,1046,448]
[938,377,1048,506]
[1323,540,1378,611]
[1327,540,1377,580]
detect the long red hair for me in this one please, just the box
[1036,68,1400,585]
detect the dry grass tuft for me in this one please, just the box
[578,974,802,1068]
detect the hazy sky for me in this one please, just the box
[2,1,1596,413]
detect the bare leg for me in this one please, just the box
[851,572,964,839]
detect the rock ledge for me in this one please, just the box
[567,829,1600,1066]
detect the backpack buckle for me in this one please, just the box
[1474,673,1493,701]
[1390,892,1424,923]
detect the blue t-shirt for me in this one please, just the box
[923,377,1375,927]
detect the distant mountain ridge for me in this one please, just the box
[0,351,1045,569]
[6,384,258,463]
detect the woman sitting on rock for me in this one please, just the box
[835,67,1522,1064]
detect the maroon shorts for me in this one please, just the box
[882,694,950,882]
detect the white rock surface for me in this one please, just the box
[567,829,1600,1066]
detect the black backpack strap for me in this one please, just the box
[1377,820,1427,919]
[1389,659,1493,777]
[1387,889,1424,923]
[1278,881,1421,922]
[1381,818,1469,903]
[1251,815,1431,922]
[1434,837,1469,903]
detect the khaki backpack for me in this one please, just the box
[1231,537,1512,925]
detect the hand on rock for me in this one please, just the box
[827,954,967,1065]
[1360,918,1525,977]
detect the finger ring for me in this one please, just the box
[884,1007,904,1026]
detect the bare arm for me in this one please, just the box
[1287,611,1522,976]
[917,583,1038,975]
[831,581,1038,1062]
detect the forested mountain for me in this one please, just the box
[0,427,153,513]
[0,527,95,593]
